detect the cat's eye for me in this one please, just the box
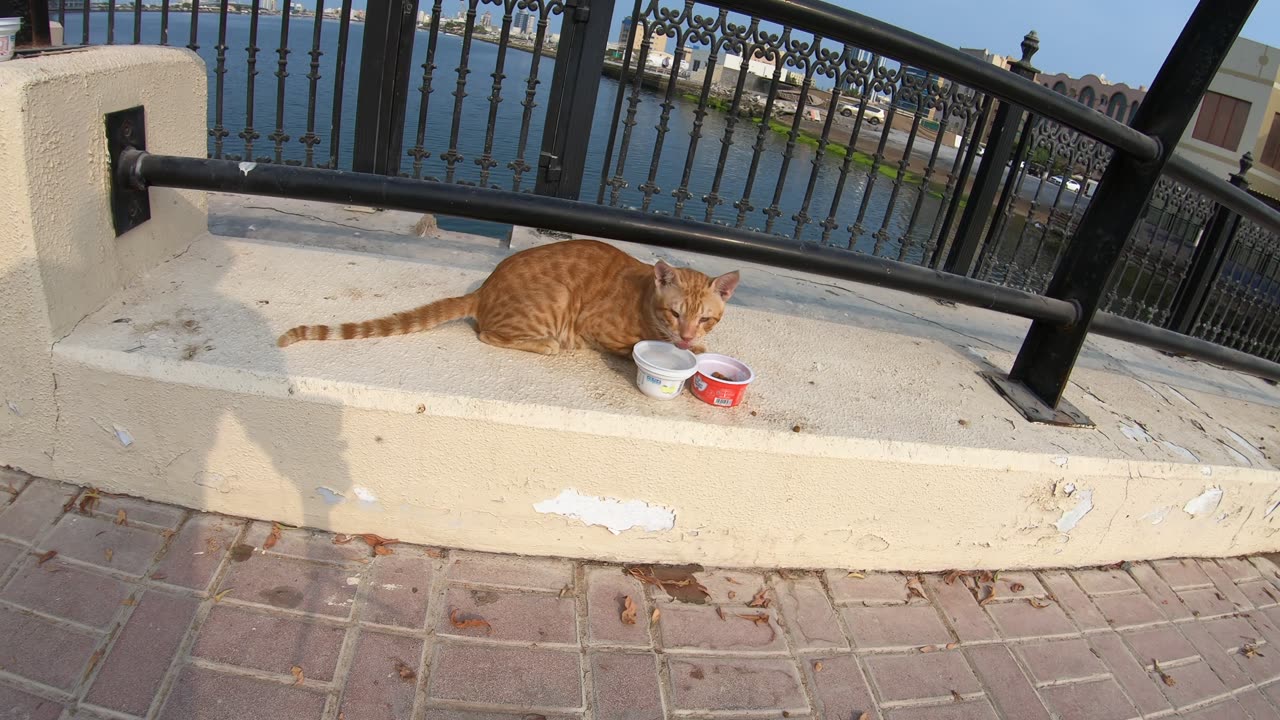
[668,309,680,318]
[699,317,711,323]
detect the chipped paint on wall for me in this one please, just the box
[1266,498,1280,519]
[353,487,378,505]
[1119,422,1152,443]
[533,488,676,535]
[1056,489,1094,533]
[316,487,344,505]
[1224,428,1266,464]
[1160,440,1198,463]
[1143,507,1171,525]
[193,471,232,493]
[1183,487,1223,518]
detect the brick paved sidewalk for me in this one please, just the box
[3,473,1280,719]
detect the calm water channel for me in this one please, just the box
[65,11,953,255]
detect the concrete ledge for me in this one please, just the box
[30,226,1280,570]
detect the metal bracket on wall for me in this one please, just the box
[106,106,150,237]
[981,371,1094,428]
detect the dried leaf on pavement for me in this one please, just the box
[651,607,661,623]
[978,585,997,606]
[115,509,128,526]
[942,570,967,585]
[394,660,416,681]
[1241,642,1264,658]
[1009,582,1025,593]
[213,587,234,602]
[725,576,742,584]
[263,522,282,549]
[857,713,869,720]
[36,550,57,565]
[906,576,927,601]
[333,534,354,544]
[716,606,726,621]
[736,612,770,626]
[373,545,395,556]
[919,645,939,653]
[728,590,737,600]
[814,661,824,672]
[847,571,865,579]
[621,596,638,625]
[160,529,177,540]
[78,488,101,515]
[360,533,399,548]
[951,690,963,702]
[425,548,445,558]
[946,642,960,650]
[1153,659,1176,686]
[121,598,136,606]
[748,589,771,608]
[290,665,304,686]
[82,649,104,682]
[104,548,114,563]
[1028,598,1053,609]
[449,608,492,634]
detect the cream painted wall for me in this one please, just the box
[0,47,208,476]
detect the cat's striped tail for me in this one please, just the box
[276,294,478,348]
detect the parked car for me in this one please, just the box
[836,103,886,125]
[1048,175,1082,193]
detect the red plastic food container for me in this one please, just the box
[689,354,755,408]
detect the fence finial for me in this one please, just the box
[1012,31,1040,76]
[1238,151,1254,175]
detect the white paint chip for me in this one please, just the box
[1056,489,1093,533]
[1143,507,1171,525]
[1052,456,1069,468]
[112,424,134,447]
[533,488,675,535]
[1119,422,1152,443]
[193,471,232,494]
[316,487,344,505]
[238,161,257,175]
[1183,487,1223,518]
[1224,428,1265,463]
[353,487,378,504]
[1160,440,1198,463]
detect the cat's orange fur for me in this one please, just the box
[276,239,740,355]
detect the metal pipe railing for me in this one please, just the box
[119,149,1280,383]
[713,0,1162,163]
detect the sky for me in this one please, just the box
[359,0,1280,90]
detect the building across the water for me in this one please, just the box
[1176,35,1280,201]
[1037,71,1147,126]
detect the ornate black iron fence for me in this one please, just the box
[17,0,1280,422]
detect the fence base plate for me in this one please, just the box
[981,372,1094,428]
[106,106,150,237]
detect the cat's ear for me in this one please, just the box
[654,260,677,288]
[712,271,740,301]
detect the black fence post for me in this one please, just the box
[943,31,1039,277]
[352,0,418,176]
[534,0,616,198]
[1002,0,1256,419]
[1167,152,1252,335]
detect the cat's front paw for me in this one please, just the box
[689,344,707,354]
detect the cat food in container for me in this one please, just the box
[632,340,698,400]
[690,354,755,407]
[0,17,20,62]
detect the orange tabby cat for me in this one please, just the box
[276,239,740,355]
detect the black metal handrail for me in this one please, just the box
[710,0,1162,163]
[1166,154,1280,236]
[116,148,1280,385]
